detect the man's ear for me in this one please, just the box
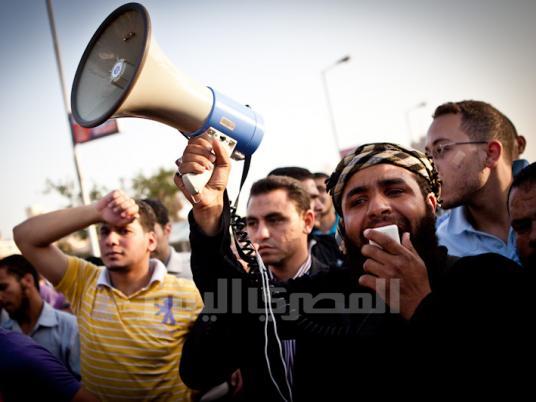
[485,140,502,168]
[516,135,527,156]
[303,209,315,234]
[426,193,438,213]
[147,231,157,253]
[164,223,172,239]
[21,273,36,292]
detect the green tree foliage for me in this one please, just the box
[43,168,186,254]
[44,178,107,207]
[43,179,108,241]
[45,167,185,225]
[130,167,184,222]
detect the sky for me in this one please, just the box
[1,0,535,239]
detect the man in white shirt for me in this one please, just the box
[143,198,193,280]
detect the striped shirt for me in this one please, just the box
[57,256,203,401]
[278,253,312,388]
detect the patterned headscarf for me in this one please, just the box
[326,142,441,216]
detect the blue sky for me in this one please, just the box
[1,0,535,238]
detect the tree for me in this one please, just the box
[43,168,186,254]
[44,178,108,207]
[130,167,185,222]
[43,179,109,241]
[45,167,186,223]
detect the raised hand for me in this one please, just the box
[174,136,232,236]
[174,135,231,207]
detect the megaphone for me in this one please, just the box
[71,2,264,195]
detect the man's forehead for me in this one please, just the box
[344,164,415,189]
[247,189,295,216]
[426,113,467,146]
[100,220,141,230]
[0,267,13,281]
[301,178,319,196]
[314,178,327,190]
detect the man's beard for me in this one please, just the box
[439,151,487,210]
[10,293,31,322]
[343,206,441,275]
[410,208,443,272]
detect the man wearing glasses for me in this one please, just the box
[425,100,521,264]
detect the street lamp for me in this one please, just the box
[46,0,100,256]
[321,55,351,154]
[405,101,427,145]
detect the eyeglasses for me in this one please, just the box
[426,141,488,160]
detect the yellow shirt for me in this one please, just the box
[57,256,203,401]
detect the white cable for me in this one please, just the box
[258,255,289,402]
[229,207,292,402]
[257,254,293,402]
[260,265,292,400]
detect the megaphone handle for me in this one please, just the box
[182,128,238,196]
[182,168,213,196]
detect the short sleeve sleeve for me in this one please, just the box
[55,256,100,315]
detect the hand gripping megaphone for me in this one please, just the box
[71,2,264,195]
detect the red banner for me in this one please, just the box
[69,114,119,144]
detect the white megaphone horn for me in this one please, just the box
[71,2,264,195]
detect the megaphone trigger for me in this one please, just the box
[182,128,237,196]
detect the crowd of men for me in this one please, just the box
[1,99,534,401]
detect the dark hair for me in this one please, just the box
[313,172,329,180]
[504,116,522,160]
[249,176,311,213]
[508,162,536,212]
[432,100,516,161]
[0,254,40,290]
[268,166,313,182]
[414,172,434,201]
[135,200,157,233]
[142,198,170,226]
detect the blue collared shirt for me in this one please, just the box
[436,206,520,264]
[1,301,80,378]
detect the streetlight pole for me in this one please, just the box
[46,0,100,256]
[321,55,351,155]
